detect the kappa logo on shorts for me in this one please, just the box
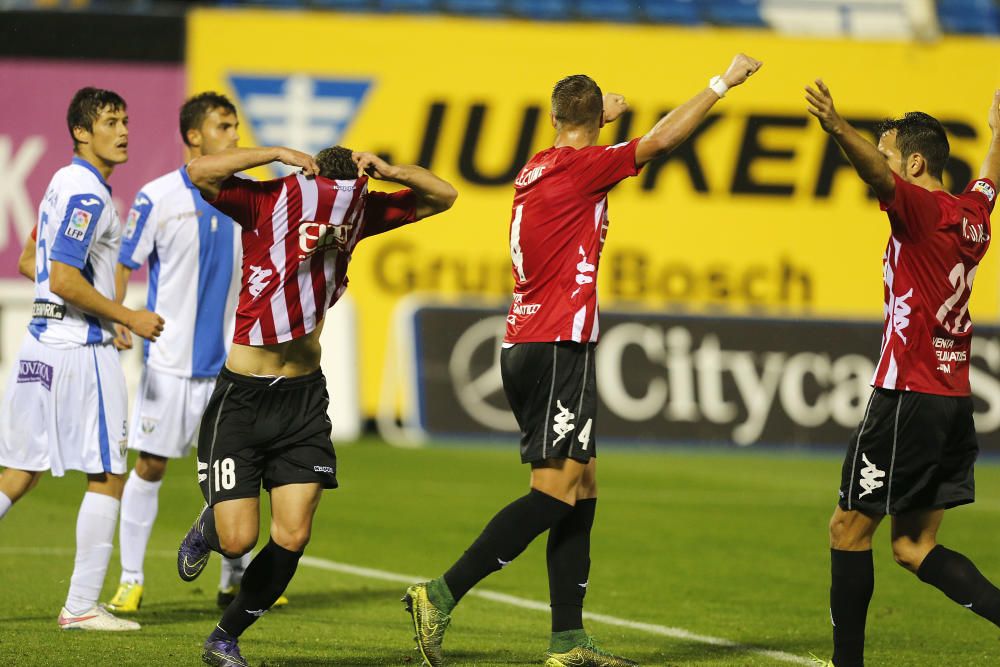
[141,418,157,434]
[858,453,886,498]
[197,460,208,484]
[552,400,576,444]
[16,360,53,391]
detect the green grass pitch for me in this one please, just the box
[2,440,1000,665]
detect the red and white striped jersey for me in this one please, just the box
[873,173,994,396]
[211,173,417,346]
[504,138,642,344]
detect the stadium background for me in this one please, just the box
[4,1,1000,665]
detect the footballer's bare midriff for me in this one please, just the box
[225,320,324,378]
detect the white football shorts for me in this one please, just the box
[128,366,217,459]
[0,334,128,476]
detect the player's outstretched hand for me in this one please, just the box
[722,53,763,88]
[805,79,846,135]
[112,323,133,350]
[277,147,319,177]
[603,93,628,124]
[352,152,399,180]
[989,89,1000,134]
[128,309,165,341]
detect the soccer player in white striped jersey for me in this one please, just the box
[0,87,164,631]
[104,92,286,614]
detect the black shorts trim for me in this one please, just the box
[198,368,337,506]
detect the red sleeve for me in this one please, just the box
[571,138,643,196]
[209,175,284,230]
[30,224,37,241]
[879,172,942,242]
[361,189,419,239]
[960,178,997,214]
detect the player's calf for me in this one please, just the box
[917,545,1000,626]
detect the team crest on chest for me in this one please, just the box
[298,220,354,259]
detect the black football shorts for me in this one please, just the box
[838,387,977,515]
[197,367,338,506]
[501,341,597,465]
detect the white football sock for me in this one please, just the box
[0,491,12,520]
[119,473,162,584]
[64,492,120,615]
[220,551,253,589]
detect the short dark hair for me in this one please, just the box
[551,74,604,128]
[877,112,950,181]
[66,87,126,150]
[315,146,357,180]
[179,92,238,147]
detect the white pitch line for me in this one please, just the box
[0,547,813,666]
[300,555,814,666]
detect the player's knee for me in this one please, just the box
[218,528,257,559]
[577,477,598,500]
[892,539,931,573]
[135,453,167,482]
[829,512,868,550]
[271,524,311,552]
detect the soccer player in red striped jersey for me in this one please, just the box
[404,54,762,667]
[807,82,1000,666]
[175,144,456,667]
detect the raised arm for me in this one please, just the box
[980,90,1000,186]
[353,152,458,220]
[635,53,762,167]
[806,79,895,202]
[187,146,320,200]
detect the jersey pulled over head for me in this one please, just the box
[209,144,419,346]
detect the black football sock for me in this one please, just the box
[548,498,596,636]
[830,549,874,667]
[917,545,1000,626]
[199,506,223,554]
[439,489,574,611]
[218,539,302,637]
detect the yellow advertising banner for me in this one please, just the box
[188,9,1000,414]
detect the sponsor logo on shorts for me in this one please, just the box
[141,418,158,434]
[17,360,53,390]
[857,453,886,499]
[552,399,576,444]
[65,207,93,241]
[313,465,335,474]
[245,608,268,617]
[119,439,128,456]
[197,460,208,484]
[32,301,66,320]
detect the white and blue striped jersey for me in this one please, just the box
[118,167,241,379]
[29,157,121,349]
